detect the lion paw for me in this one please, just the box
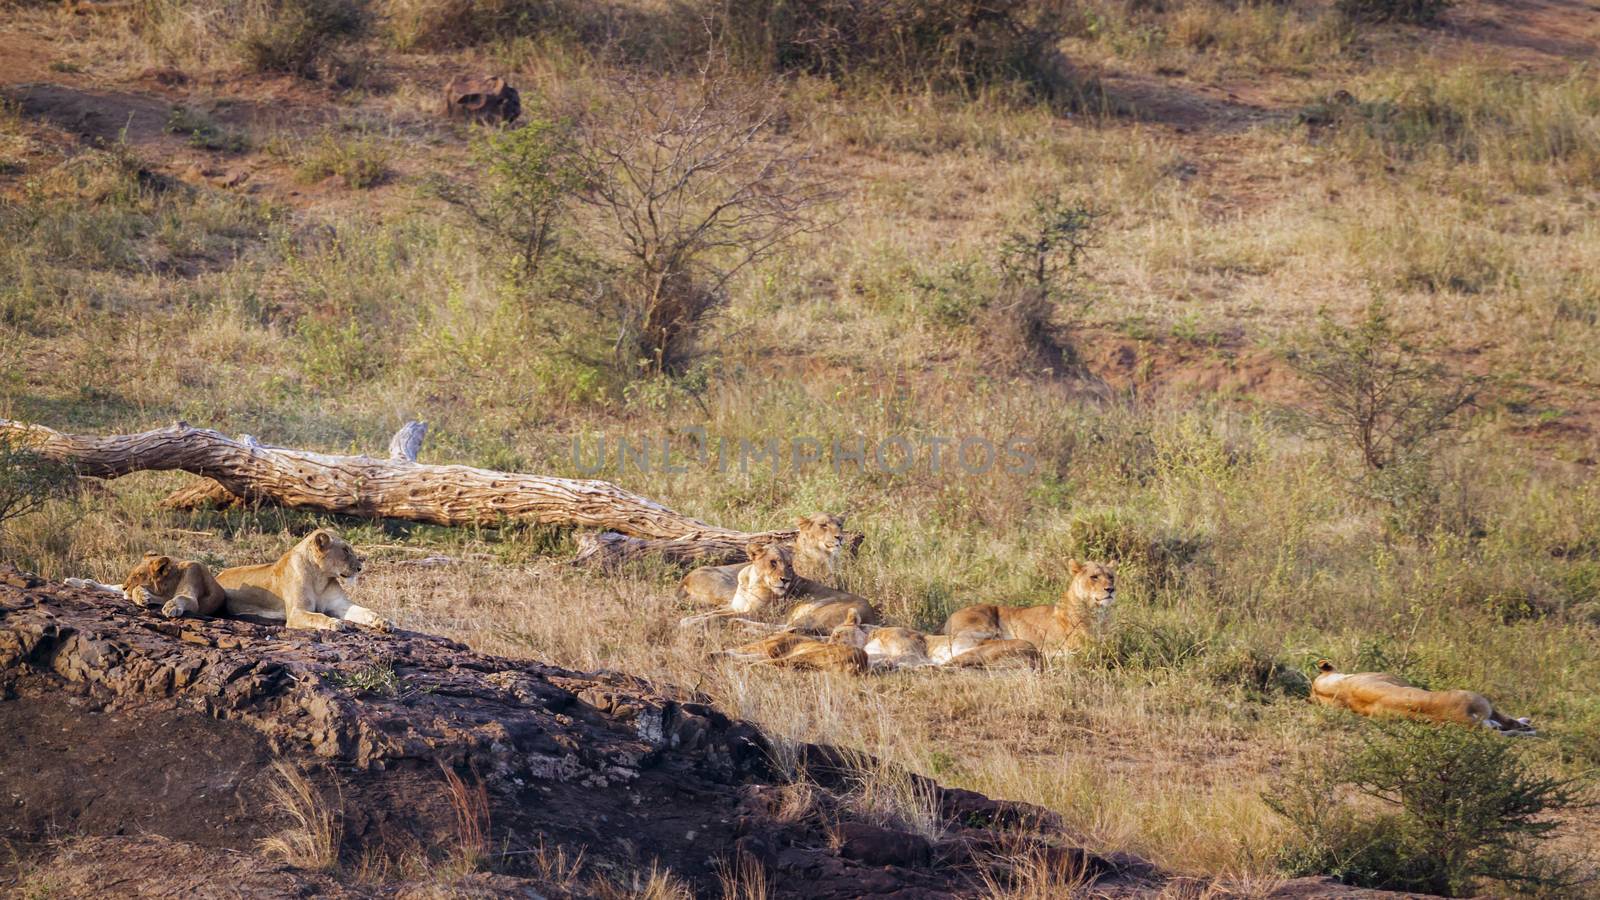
[161,599,187,619]
[130,586,157,608]
[368,617,393,634]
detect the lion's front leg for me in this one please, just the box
[320,594,391,632]
[285,605,352,631]
[162,593,200,619]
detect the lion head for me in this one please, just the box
[828,607,870,648]
[795,513,846,560]
[1065,559,1117,614]
[743,540,794,599]
[307,529,364,582]
[123,554,182,600]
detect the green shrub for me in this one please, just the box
[1337,0,1450,24]
[0,437,77,543]
[718,0,1071,100]
[237,0,369,77]
[295,133,390,189]
[434,111,584,278]
[1269,721,1591,896]
[166,107,249,153]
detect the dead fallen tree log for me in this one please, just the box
[0,418,797,558]
[572,528,866,571]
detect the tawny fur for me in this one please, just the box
[943,560,1116,651]
[122,554,228,619]
[677,513,846,607]
[943,639,1042,670]
[216,529,388,631]
[719,625,868,675]
[783,580,882,633]
[677,542,795,628]
[1311,661,1533,733]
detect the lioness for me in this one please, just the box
[1311,661,1534,733]
[677,513,847,607]
[122,553,228,619]
[216,529,389,631]
[943,560,1116,651]
[943,639,1042,671]
[719,626,869,676]
[783,583,882,633]
[678,542,794,627]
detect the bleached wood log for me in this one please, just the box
[0,419,792,555]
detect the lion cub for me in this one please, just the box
[943,560,1116,651]
[678,513,848,608]
[122,553,229,620]
[1312,661,1534,733]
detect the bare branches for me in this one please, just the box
[570,66,836,374]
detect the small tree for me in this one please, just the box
[438,112,584,280]
[996,196,1095,298]
[985,196,1095,369]
[1269,721,1591,896]
[0,437,76,544]
[1286,303,1479,529]
[570,65,834,375]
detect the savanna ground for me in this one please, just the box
[2,0,1599,894]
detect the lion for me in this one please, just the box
[121,553,228,619]
[717,624,869,676]
[942,560,1116,651]
[943,639,1042,671]
[783,583,882,633]
[1311,661,1534,733]
[215,529,388,631]
[678,541,795,628]
[677,513,848,608]
[792,513,848,583]
[860,626,935,668]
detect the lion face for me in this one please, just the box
[795,513,846,560]
[1066,559,1117,610]
[744,541,794,598]
[123,554,181,599]
[310,529,364,581]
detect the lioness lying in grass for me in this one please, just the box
[1311,660,1534,734]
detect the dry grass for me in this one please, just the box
[3,0,1600,892]
[258,760,343,871]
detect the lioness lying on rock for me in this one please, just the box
[122,553,228,620]
[218,528,390,632]
[943,560,1115,652]
[1311,660,1534,733]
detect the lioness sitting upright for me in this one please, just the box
[1311,660,1534,733]
[122,553,229,619]
[678,513,848,607]
[217,529,389,631]
[943,560,1116,651]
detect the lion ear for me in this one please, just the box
[745,540,767,560]
[153,556,172,575]
[1104,561,1118,573]
[1068,559,1083,576]
[315,531,331,550]
[794,516,811,529]
[844,608,860,625]
[1316,659,1335,673]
